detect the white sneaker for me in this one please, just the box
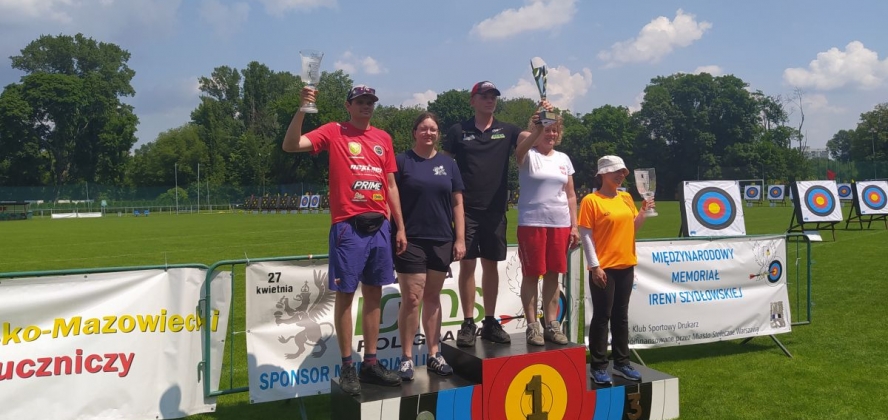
[544,320,568,345]
[526,322,544,346]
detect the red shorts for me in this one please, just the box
[517,226,570,277]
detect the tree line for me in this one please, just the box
[1,34,886,201]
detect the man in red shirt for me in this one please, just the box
[282,85,407,395]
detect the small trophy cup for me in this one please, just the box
[299,49,324,113]
[530,56,557,126]
[634,168,659,217]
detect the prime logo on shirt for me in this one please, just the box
[352,180,382,191]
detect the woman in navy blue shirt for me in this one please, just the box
[395,112,465,380]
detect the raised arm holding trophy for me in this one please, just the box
[299,49,324,113]
[530,56,558,127]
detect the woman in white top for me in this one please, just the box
[515,108,579,346]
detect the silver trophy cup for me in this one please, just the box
[530,56,557,126]
[299,49,324,113]
[634,168,658,217]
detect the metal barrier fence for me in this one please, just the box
[0,234,812,400]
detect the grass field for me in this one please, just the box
[2,202,887,419]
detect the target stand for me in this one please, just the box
[844,181,888,230]
[787,181,843,241]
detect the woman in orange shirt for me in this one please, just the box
[578,155,654,386]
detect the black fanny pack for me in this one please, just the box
[351,212,385,234]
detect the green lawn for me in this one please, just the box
[2,202,886,419]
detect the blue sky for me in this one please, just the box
[1,0,887,151]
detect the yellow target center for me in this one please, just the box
[815,196,826,206]
[707,203,721,214]
[870,193,879,201]
[504,364,568,420]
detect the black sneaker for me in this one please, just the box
[480,319,511,343]
[456,320,477,347]
[339,364,361,395]
[426,354,453,376]
[359,362,402,386]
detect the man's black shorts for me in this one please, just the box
[395,238,453,274]
[464,208,507,261]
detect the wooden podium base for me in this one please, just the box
[331,334,679,419]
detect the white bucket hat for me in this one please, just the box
[597,155,629,175]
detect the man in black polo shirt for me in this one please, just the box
[442,81,524,346]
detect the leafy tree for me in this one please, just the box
[826,130,854,161]
[428,89,473,131]
[1,33,138,196]
[129,124,207,186]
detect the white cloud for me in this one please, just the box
[803,93,844,114]
[470,0,577,40]
[783,41,888,90]
[401,90,438,109]
[0,0,75,23]
[334,51,387,76]
[257,0,335,16]
[502,65,593,111]
[627,91,645,114]
[199,0,250,37]
[598,9,712,67]
[692,65,723,76]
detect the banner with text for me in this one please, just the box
[584,235,792,348]
[244,248,572,402]
[0,268,232,420]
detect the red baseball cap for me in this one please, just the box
[471,81,501,96]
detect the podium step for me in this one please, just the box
[331,334,679,419]
[331,365,480,420]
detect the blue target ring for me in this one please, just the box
[803,186,836,217]
[767,260,783,284]
[837,184,852,199]
[556,292,567,322]
[692,187,737,230]
[862,185,886,210]
[769,186,783,199]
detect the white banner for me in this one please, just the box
[0,268,231,420]
[244,248,571,402]
[584,236,791,348]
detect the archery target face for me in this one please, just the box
[837,183,853,200]
[856,181,888,215]
[796,181,843,222]
[744,185,762,200]
[683,181,746,236]
[768,185,785,200]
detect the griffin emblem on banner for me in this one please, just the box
[274,269,335,359]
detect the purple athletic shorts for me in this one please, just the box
[328,218,396,293]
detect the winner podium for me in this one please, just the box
[332,333,679,419]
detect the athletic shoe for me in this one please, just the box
[398,359,414,381]
[456,320,477,347]
[591,369,613,386]
[426,354,453,376]
[359,362,402,386]
[613,364,642,381]
[480,319,511,343]
[339,364,361,395]
[544,321,568,345]
[525,322,544,346]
